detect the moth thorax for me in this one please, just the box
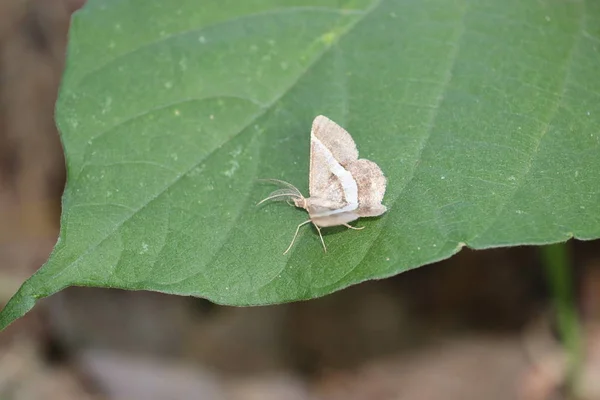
[293,197,307,209]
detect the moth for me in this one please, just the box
[258,115,387,254]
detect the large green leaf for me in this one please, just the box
[1,0,599,329]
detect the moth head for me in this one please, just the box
[293,197,308,209]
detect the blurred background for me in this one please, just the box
[1,1,599,399]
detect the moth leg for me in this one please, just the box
[313,223,327,253]
[343,223,365,231]
[283,220,312,255]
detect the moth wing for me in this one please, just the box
[310,206,360,227]
[306,197,360,227]
[309,115,359,201]
[346,159,387,217]
[311,115,359,165]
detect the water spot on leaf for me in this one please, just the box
[101,97,112,114]
[179,57,188,71]
[223,147,242,178]
[189,165,205,177]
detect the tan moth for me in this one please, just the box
[258,115,387,254]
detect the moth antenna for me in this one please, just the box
[257,189,304,206]
[283,220,312,255]
[257,178,303,198]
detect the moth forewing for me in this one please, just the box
[305,197,352,215]
[310,212,360,228]
[310,115,359,165]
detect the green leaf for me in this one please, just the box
[2,0,599,330]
